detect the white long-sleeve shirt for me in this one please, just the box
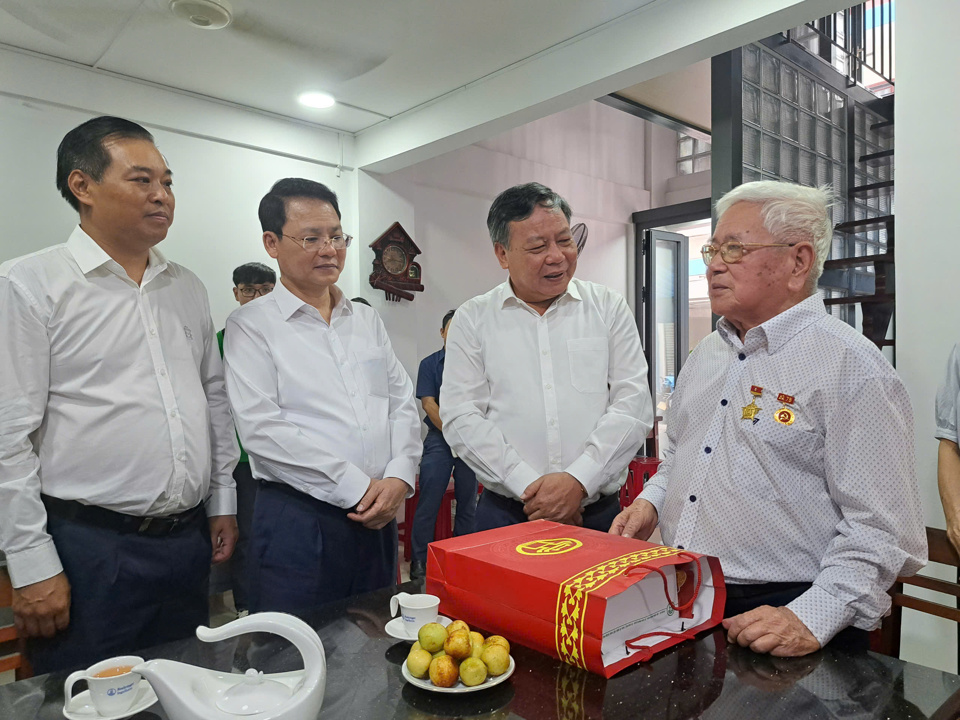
[440,278,654,501]
[0,226,239,588]
[935,343,960,443]
[639,293,927,645]
[223,281,421,508]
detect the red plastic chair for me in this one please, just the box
[398,480,456,562]
[618,456,662,510]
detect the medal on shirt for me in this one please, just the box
[742,385,762,424]
[774,392,796,425]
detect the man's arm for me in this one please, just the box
[349,317,422,530]
[0,276,71,635]
[776,375,925,650]
[421,397,442,431]
[223,314,373,509]
[440,309,540,499]
[936,344,960,551]
[563,292,654,497]
[939,440,960,552]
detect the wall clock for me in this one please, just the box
[369,221,424,302]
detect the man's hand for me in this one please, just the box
[521,472,584,525]
[209,515,239,564]
[608,498,658,540]
[348,477,408,530]
[722,605,821,657]
[12,572,71,638]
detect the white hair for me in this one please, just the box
[716,181,835,290]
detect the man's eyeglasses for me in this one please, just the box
[282,234,353,251]
[237,285,274,298]
[701,241,800,265]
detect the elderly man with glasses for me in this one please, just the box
[223,178,421,614]
[611,181,926,657]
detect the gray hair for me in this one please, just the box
[716,181,834,289]
[487,182,572,249]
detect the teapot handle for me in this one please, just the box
[390,592,410,617]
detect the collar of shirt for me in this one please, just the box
[496,277,583,313]
[272,279,351,322]
[65,225,169,285]
[717,292,826,354]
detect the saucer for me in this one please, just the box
[385,614,452,641]
[63,681,158,720]
[402,655,515,693]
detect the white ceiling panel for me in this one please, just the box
[0,0,658,132]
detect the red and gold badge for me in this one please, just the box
[774,407,795,425]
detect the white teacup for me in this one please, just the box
[390,592,440,637]
[64,655,144,716]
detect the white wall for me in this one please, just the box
[0,51,356,330]
[894,0,960,673]
[356,100,665,383]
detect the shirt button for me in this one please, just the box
[689,495,697,502]
[545,384,552,390]
[159,368,167,377]
[362,425,368,431]
[169,409,178,418]
[677,545,684,550]
[178,452,186,461]
[150,327,157,336]
[720,399,727,406]
[704,447,712,454]
[542,350,549,356]
[738,353,746,361]
[549,419,556,426]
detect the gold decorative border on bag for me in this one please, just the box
[555,546,681,667]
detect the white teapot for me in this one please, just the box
[134,612,326,720]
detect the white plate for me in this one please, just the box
[401,655,515,694]
[63,681,158,720]
[385,614,451,641]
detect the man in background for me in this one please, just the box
[224,178,421,613]
[441,182,653,532]
[409,309,477,580]
[214,262,275,616]
[0,116,238,672]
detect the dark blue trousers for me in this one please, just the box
[411,431,478,564]
[249,482,397,617]
[474,488,620,533]
[27,511,211,674]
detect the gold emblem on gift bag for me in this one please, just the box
[555,546,681,668]
[516,538,584,556]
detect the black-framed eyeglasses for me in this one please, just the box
[282,233,353,251]
[701,241,800,265]
[236,285,274,298]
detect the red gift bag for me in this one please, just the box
[426,520,725,678]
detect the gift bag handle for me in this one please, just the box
[624,551,703,612]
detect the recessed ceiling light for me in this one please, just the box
[298,92,336,109]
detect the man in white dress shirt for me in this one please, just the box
[441,182,653,533]
[0,116,239,673]
[611,181,926,656]
[224,178,421,614]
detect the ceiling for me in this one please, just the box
[617,59,712,133]
[0,0,659,134]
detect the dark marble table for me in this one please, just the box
[3,581,960,720]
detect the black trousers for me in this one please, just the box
[474,489,620,533]
[724,581,870,652]
[27,509,211,674]
[249,481,397,618]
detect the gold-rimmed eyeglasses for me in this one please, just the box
[701,241,800,265]
[282,233,353,251]
[236,285,274,298]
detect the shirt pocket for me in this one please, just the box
[567,337,609,394]
[748,417,824,503]
[354,347,389,398]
